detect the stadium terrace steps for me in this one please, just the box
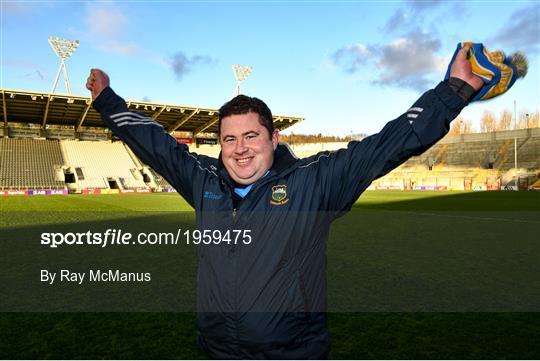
[187,144,221,158]
[0,138,65,190]
[145,167,173,189]
[61,140,148,190]
[121,146,173,190]
[404,129,540,171]
[0,128,537,192]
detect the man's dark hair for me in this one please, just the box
[218,95,274,139]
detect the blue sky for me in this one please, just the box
[1,0,539,136]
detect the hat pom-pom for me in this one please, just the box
[509,51,528,78]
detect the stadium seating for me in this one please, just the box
[0,127,537,193]
[61,140,148,190]
[188,144,221,158]
[0,138,65,189]
[145,167,173,189]
[287,142,346,158]
[407,128,540,171]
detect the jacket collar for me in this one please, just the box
[217,143,298,188]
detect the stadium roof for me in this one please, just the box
[0,88,303,136]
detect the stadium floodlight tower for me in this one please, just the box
[48,36,79,95]
[232,64,253,96]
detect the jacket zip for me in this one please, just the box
[230,203,240,350]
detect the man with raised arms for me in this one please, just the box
[87,45,482,359]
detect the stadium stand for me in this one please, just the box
[287,142,346,158]
[145,167,173,189]
[1,127,537,194]
[186,142,349,159]
[372,128,540,190]
[407,128,540,171]
[61,140,148,191]
[188,144,221,158]
[0,138,65,190]
[0,82,538,193]
[186,131,539,190]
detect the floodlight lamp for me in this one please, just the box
[48,35,79,60]
[232,64,253,96]
[232,64,253,82]
[48,35,79,94]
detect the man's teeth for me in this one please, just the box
[237,158,251,164]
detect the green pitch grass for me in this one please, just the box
[1,191,539,359]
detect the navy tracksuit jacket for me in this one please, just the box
[94,81,466,359]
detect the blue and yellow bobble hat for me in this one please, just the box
[444,41,528,102]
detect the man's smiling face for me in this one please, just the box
[220,112,278,185]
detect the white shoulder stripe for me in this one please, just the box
[280,143,298,160]
[298,152,334,169]
[407,113,418,119]
[117,120,164,128]
[111,112,132,119]
[407,107,423,113]
[184,151,218,177]
[111,111,147,120]
[111,111,162,128]
[111,115,155,123]
[112,114,148,123]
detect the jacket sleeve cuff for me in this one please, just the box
[447,77,477,102]
[92,86,123,112]
[435,81,468,112]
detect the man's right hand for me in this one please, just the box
[86,68,110,100]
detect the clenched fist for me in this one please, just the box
[449,45,483,92]
[86,68,110,100]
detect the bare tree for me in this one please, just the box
[519,111,539,129]
[448,116,463,135]
[449,116,474,135]
[497,110,513,130]
[462,118,474,134]
[479,110,496,133]
[528,112,540,128]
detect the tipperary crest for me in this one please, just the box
[270,185,289,205]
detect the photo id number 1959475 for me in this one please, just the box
[185,229,252,245]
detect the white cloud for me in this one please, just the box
[490,4,540,54]
[406,0,444,14]
[2,1,32,16]
[80,1,216,81]
[373,30,444,90]
[383,0,460,34]
[330,30,446,91]
[83,2,146,57]
[331,44,373,74]
[168,52,215,80]
[85,3,128,39]
[383,8,407,33]
[101,41,143,56]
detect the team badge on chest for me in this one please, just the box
[270,185,289,205]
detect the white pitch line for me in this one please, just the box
[373,209,540,225]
